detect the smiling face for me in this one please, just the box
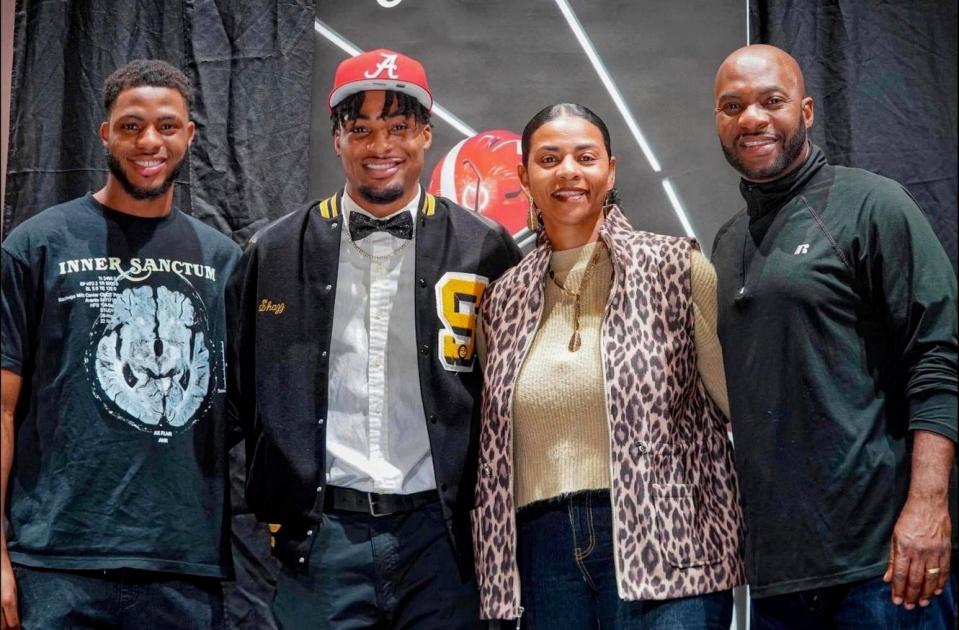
[714,45,814,183]
[100,86,195,203]
[334,90,432,216]
[518,114,616,250]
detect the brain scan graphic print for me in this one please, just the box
[84,270,215,440]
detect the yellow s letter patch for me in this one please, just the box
[434,272,489,372]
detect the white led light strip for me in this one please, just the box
[553,0,697,240]
[661,178,697,239]
[553,0,661,173]
[315,14,697,240]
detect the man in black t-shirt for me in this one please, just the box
[711,44,957,629]
[1,60,240,630]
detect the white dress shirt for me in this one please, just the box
[325,187,436,494]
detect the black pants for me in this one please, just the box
[12,564,224,629]
[271,499,480,629]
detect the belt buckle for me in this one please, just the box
[367,492,387,517]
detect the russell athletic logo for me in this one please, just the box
[794,243,810,255]
[364,53,400,79]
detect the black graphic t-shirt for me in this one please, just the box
[1,194,241,578]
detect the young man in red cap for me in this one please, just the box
[227,49,521,628]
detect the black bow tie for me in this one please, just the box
[348,211,414,241]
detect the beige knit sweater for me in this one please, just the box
[509,241,728,508]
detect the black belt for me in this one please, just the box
[323,486,437,517]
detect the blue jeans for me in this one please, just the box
[271,498,480,629]
[11,564,224,629]
[751,573,957,629]
[516,490,732,629]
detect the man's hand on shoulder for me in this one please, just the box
[883,430,955,609]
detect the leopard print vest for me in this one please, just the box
[471,206,745,620]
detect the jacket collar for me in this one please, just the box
[739,142,827,220]
[532,204,634,274]
[597,204,634,257]
[314,187,437,222]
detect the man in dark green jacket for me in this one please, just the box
[711,44,957,628]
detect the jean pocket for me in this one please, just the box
[652,483,723,568]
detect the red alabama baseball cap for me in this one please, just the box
[328,48,433,111]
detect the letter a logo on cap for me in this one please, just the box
[364,53,400,79]
[329,49,433,111]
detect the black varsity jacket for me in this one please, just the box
[226,190,522,572]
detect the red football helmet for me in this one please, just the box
[428,130,533,248]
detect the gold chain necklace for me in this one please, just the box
[346,223,415,263]
[547,242,605,352]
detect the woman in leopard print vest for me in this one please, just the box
[471,103,745,628]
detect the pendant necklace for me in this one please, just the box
[547,242,605,352]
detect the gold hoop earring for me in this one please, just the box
[602,190,615,216]
[527,197,540,232]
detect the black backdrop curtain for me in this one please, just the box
[3,0,316,244]
[3,2,314,628]
[752,0,959,580]
[750,0,958,270]
[4,1,956,628]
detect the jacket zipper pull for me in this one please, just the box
[515,606,524,630]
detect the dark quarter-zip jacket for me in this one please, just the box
[711,144,957,597]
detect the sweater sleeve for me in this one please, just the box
[857,179,958,442]
[690,248,730,418]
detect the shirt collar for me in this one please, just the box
[343,185,421,224]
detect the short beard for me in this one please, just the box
[357,183,405,206]
[722,120,807,182]
[105,150,185,200]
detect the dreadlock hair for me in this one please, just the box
[330,90,431,135]
[102,59,193,117]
